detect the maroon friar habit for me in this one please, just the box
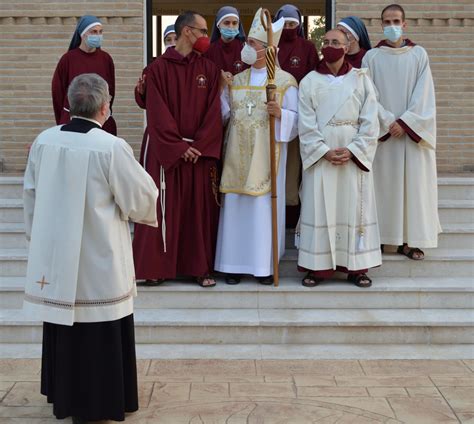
[345,48,367,69]
[132,48,223,280]
[278,31,319,83]
[204,38,249,75]
[52,48,117,135]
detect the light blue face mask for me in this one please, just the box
[383,25,403,42]
[220,27,239,41]
[86,34,103,49]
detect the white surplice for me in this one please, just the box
[215,67,298,276]
[297,68,382,272]
[362,44,441,247]
[23,123,158,325]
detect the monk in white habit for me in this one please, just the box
[362,4,440,259]
[297,29,381,288]
[23,74,158,424]
[215,8,298,284]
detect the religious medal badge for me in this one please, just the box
[233,60,244,73]
[290,56,301,68]
[196,74,208,89]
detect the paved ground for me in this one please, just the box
[0,359,473,423]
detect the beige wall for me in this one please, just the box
[0,0,145,173]
[335,0,474,173]
[0,0,473,173]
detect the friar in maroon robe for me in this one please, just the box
[51,15,116,135]
[133,11,222,287]
[204,6,248,76]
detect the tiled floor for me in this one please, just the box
[0,359,473,423]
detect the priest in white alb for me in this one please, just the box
[297,29,381,288]
[362,4,440,260]
[215,8,298,284]
[23,74,158,424]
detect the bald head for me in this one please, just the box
[324,29,350,46]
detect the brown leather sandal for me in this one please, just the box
[196,276,216,288]
[302,272,323,287]
[347,273,372,288]
[397,244,425,260]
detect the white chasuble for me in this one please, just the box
[297,68,382,272]
[362,45,441,247]
[23,126,158,325]
[215,67,298,276]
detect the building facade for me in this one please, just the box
[0,0,472,173]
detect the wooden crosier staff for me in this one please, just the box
[260,8,279,287]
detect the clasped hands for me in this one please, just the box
[182,146,202,163]
[388,121,405,138]
[324,147,353,165]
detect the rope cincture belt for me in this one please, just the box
[328,119,360,128]
[159,137,195,254]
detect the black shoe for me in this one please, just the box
[72,417,88,424]
[256,275,273,285]
[225,274,241,285]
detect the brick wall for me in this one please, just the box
[0,0,145,173]
[0,1,473,173]
[335,0,474,173]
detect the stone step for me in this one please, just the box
[0,176,23,199]
[438,177,474,200]
[0,223,26,248]
[1,343,473,360]
[1,307,472,345]
[281,248,474,278]
[2,276,472,310]
[286,223,474,250]
[2,197,472,227]
[438,199,474,224]
[1,248,473,278]
[0,199,23,223]
[3,221,472,251]
[1,176,473,200]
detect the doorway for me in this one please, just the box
[145,0,329,63]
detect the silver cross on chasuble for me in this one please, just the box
[246,101,256,116]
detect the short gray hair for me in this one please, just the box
[67,73,110,118]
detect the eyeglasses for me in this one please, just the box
[322,39,344,47]
[187,26,208,36]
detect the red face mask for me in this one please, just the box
[322,46,345,63]
[193,36,210,54]
[281,28,298,42]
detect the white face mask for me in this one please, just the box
[241,43,265,65]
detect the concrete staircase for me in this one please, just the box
[0,175,473,359]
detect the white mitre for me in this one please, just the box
[248,7,285,46]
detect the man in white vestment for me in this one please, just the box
[297,29,381,288]
[362,4,440,260]
[215,8,298,284]
[23,73,158,424]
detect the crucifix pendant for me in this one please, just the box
[246,101,256,116]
